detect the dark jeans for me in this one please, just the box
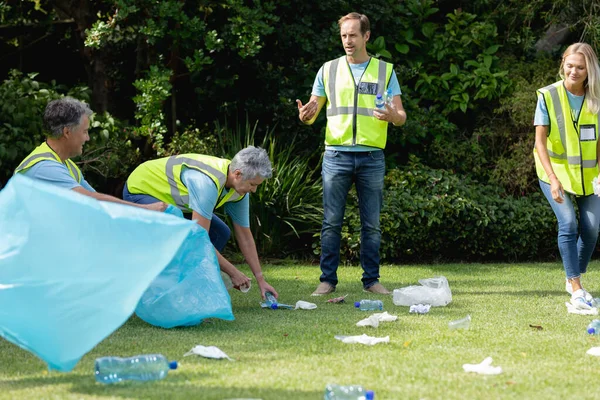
[123,183,231,251]
[319,149,385,288]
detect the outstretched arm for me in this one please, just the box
[296,95,326,125]
[72,186,167,212]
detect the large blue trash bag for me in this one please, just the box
[135,217,235,328]
[0,174,208,372]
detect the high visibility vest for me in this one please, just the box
[534,81,600,195]
[14,142,83,183]
[323,56,394,149]
[126,154,245,212]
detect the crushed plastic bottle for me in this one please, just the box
[95,354,177,384]
[324,383,375,399]
[354,300,383,311]
[448,315,471,330]
[587,319,600,334]
[260,291,294,310]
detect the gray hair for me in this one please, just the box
[230,145,273,180]
[43,97,93,138]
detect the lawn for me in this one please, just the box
[2,261,600,400]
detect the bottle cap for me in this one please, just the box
[270,303,278,310]
[365,390,375,400]
[376,94,383,98]
[588,327,596,335]
[169,361,178,370]
[354,301,360,308]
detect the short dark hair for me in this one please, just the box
[338,12,370,36]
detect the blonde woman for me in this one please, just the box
[534,42,600,309]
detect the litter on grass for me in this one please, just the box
[356,312,398,328]
[409,304,431,314]
[462,357,502,375]
[295,301,317,310]
[334,334,390,345]
[184,345,234,361]
[392,276,452,307]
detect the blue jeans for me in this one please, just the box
[320,149,385,288]
[539,180,600,279]
[122,183,231,252]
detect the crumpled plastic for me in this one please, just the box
[334,334,390,345]
[184,345,234,361]
[220,271,251,293]
[295,300,317,310]
[586,347,600,356]
[565,302,599,315]
[462,357,503,375]
[409,304,431,314]
[135,222,234,328]
[356,312,398,327]
[392,276,452,306]
[0,174,226,371]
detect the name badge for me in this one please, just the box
[358,82,378,95]
[580,125,596,141]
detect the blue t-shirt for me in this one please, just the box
[534,91,585,126]
[312,58,402,152]
[20,160,96,192]
[181,167,249,227]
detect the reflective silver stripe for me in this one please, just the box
[544,84,567,152]
[548,152,596,168]
[67,160,81,182]
[326,58,388,117]
[165,156,227,209]
[582,159,597,168]
[546,150,566,159]
[15,152,57,172]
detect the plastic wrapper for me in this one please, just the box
[135,223,234,328]
[0,175,205,371]
[392,276,452,306]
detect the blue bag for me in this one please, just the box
[0,174,232,372]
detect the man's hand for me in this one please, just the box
[141,202,168,212]
[257,279,278,300]
[230,269,251,290]
[297,98,318,123]
[373,103,397,124]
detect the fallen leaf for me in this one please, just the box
[403,340,412,348]
[327,295,348,303]
[529,324,543,330]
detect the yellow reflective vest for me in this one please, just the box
[14,142,83,183]
[126,154,245,212]
[534,81,600,195]
[323,56,394,149]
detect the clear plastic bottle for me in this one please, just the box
[385,87,393,106]
[587,319,600,334]
[324,384,375,400]
[354,299,383,311]
[261,291,294,310]
[95,354,178,384]
[374,94,385,109]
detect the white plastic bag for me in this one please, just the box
[392,276,452,306]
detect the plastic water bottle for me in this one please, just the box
[374,94,385,109]
[324,384,375,399]
[587,319,600,334]
[354,299,383,311]
[94,354,178,384]
[385,87,393,106]
[261,291,294,310]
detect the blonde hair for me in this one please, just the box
[559,42,600,114]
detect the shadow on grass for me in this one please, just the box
[2,373,320,400]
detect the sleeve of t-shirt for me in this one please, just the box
[180,168,218,220]
[223,195,250,228]
[311,66,326,97]
[80,178,96,192]
[20,161,82,190]
[534,94,550,126]
[388,70,402,96]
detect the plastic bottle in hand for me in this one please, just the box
[385,87,393,106]
[374,94,385,109]
[324,383,375,400]
[95,354,177,384]
[261,291,294,310]
[587,319,600,334]
[354,299,383,311]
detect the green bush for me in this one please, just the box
[315,156,557,262]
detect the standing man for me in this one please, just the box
[123,146,279,299]
[296,12,407,296]
[14,97,166,212]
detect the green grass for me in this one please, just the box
[3,261,600,399]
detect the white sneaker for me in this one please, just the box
[566,279,593,302]
[571,289,593,310]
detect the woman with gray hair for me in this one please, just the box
[123,146,279,300]
[14,97,166,212]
